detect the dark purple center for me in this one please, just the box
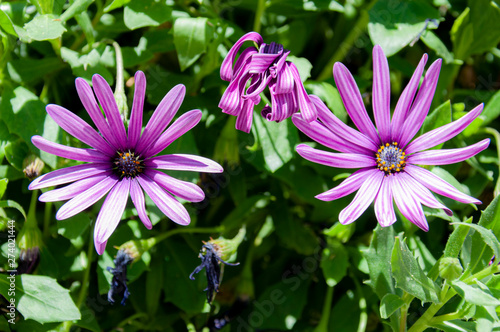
[114,151,144,178]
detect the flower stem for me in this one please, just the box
[314,285,334,332]
[253,0,266,34]
[407,287,456,332]
[43,202,52,239]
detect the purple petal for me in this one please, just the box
[219,69,253,116]
[145,169,205,202]
[408,139,490,165]
[130,178,152,230]
[75,78,120,149]
[95,241,107,255]
[276,62,294,94]
[32,136,110,163]
[292,114,372,154]
[137,174,190,225]
[372,45,391,143]
[235,99,255,133]
[316,168,375,201]
[46,105,115,156]
[144,110,202,157]
[94,178,130,255]
[29,163,111,190]
[233,48,258,78]
[290,63,316,122]
[405,103,484,154]
[398,59,443,147]
[248,53,281,74]
[399,172,452,216]
[311,95,379,152]
[391,174,429,231]
[333,62,380,144]
[146,154,224,173]
[39,173,109,202]
[338,170,384,224]
[220,32,263,81]
[391,54,428,142]
[92,74,128,150]
[296,144,377,169]
[374,175,397,227]
[128,71,146,150]
[56,176,118,220]
[135,84,186,155]
[405,164,481,205]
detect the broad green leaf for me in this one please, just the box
[420,30,457,64]
[320,239,348,287]
[380,293,405,319]
[287,55,313,82]
[481,90,500,126]
[123,0,172,30]
[0,10,18,36]
[173,17,209,71]
[32,0,54,14]
[368,1,440,57]
[122,37,154,68]
[60,46,115,85]
[304,81,348,122]
[104,0,131,13]
[391,237,440,303]
[0,121,12,163]
[251,112,299,173]
[4,139,29,171]
[451,0,500,60]
[24,14,66,41]
[0,179,7,199]
[451,280,500,306]
[363,225,396,299]
[7,57,63,84]
[0,275,80,323]
[0,200,27,220]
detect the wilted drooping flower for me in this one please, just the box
[219,32,316,133]
[107,249,134,305]
[29,71,224,254]
[293,45,489,231]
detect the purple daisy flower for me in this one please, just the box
[29,71,223,254]
[292,45,489,230]
[219,31,316,133]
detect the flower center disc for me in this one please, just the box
[376,142,406,174]
[114,151,144,178]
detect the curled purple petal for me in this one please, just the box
[220,32,263,81]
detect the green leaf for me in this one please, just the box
[173,17,209,71]
[451,280,500,306]
[391,236,440,303]
[24,14,66,41]
[7,57,63,84]
[451,0,500,60]
[444,217,473,259]
[123,0,172,30]
[0,10,18,36]
[368,1,440,57]
[287,55,313,82]
[481,90,500,127]
[363,225,396,299]
[59,0,93,23]
[251,112,299,173]
[146,256,163,315]
[4,139,29,171]
[0,179,7,199]
[60,46,115,85]
[0,275,80,323]
[104,0,131,13]
[122,37,154,68]
[0,200,27,220]
[380,293,405,319]
[304,81,348,122]
[320,239,348,287]
[420,30,457,64]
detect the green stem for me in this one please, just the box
[153,226,224,244]
[481,127,500,196]
[399,304,408,332]
[43,202,52,239]
[253,0,266,34]
[314,285,334,332]
[27,190,39,226]
[407,288,456,332]
[430,311,465,325]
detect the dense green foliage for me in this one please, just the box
[1,0,500,331]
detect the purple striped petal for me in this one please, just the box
[405,164,481,205]
[333,62,380,144]
[233,48,258,77]
[338,170,384,224]
[145,169,205,202]
[311,95,379,152]
[220,32,263,81]
[92,75,128,150]
[292,114,372,154]
[29,163,110,190]
[391,174,429,231]
[290,63,316,122]
[96,241,107,255]
[391,54,428,142]
[405,103,484,154]
[400,172,452,216]
[248,53,281,74]
[408,139,490,166]
[130,178,152,230]
[276,62,294,94]
[137,175,190,225]
[374,175,397,227]
[128,71,146,150]
[94,178,130,254]
[46,104,115,156]
[296,144,377,169]
[144,110,202,157]
[39,173,109,202]
[372,45,391,143]
[56,176,118,220]
[399,59,442,147]
[146,154,223,173]
[135,84,185,155]
[235,99,255,133]
[75,78,120,149]
[32,136,110,163]
[316,168,375,201]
